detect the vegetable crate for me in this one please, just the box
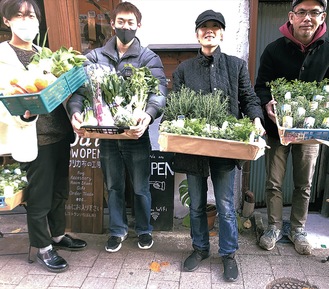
[0,66,86,116]
[158,133,267,161]
[81,125,138,140]
[0,190,23,211]
[278,127,329,146]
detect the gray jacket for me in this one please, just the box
[67,37,167,122]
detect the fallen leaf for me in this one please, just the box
[149,261,161,272]
[11,228,22,233]
[160,261,170,267]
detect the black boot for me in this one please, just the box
[222,253,239,282]
[37,248,69,273]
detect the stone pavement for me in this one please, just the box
[1,207,329,289]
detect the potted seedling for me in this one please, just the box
[179,179,217,230]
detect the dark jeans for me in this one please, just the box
[23,137,70,248]
[99,135,153,237]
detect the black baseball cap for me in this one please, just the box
[292,0,327,10]
[195,10,226,31]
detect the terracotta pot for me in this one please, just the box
[206,204,217,230]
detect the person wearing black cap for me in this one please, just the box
[172,10,265,282]
[255,0,328,255]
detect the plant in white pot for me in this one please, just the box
[179,179,217,230]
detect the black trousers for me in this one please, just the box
[23,136,70,248]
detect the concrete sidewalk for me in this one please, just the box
[1,207,329,289]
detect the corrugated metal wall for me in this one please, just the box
[250,155,293,207]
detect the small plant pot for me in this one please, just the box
[206,204,217,230]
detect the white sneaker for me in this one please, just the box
[289,228,312,255]
[259,225,282,251]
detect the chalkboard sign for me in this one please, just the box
[150,151,174,231]
[66,135,104,234]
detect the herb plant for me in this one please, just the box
[160,87,258,143]
[269,78,329,128]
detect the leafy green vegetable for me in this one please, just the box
[83,64,161,127]
[30,43,87,77]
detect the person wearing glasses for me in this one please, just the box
[255,0,328,255]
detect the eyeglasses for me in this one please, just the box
[293,10,325,18]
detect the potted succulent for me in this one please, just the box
[179,179,217,230]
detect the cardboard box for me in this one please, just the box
[277,127,329,146]
[0,190,24,211]
[274,106,329,145]
[158,132,267,161]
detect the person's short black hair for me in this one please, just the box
[0,0,41,22]
[111,1,142,24]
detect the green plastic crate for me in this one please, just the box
[0,66,86,115]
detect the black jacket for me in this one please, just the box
[173,46,264,122]
[66,37,167,123]
[171,47,264,176]
[255,35,329,138]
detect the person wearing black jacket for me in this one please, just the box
[172,10,265,282]
[255,0,328,255]
[67,2,167,253]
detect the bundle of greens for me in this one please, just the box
[269,78,329,128]
[160,87,258,143]
[0,163,27,197]
[29,46,86,77]
[82,63,160,127]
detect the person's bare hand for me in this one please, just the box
[23,110,36,119]
[126,112,151,139]
[265,99,277,123]
[71,112,85,137]
[253,117,266,136]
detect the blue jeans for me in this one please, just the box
[187,157,238,256]
[99,135,153,237]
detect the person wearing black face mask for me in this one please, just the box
[115,27,137,45]
[67,2,167,253]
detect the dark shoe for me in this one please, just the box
[138,233,154,249]
[105,234,128,253]
[52,234,87,251]
[37,248,68,273]
[183,249,209,272]
[222,253,239,282]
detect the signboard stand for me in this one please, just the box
[150,151,174,231]
[66,135,104,234]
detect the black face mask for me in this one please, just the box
[115,28,136,44]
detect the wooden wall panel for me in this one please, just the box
[43,0,81,51]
